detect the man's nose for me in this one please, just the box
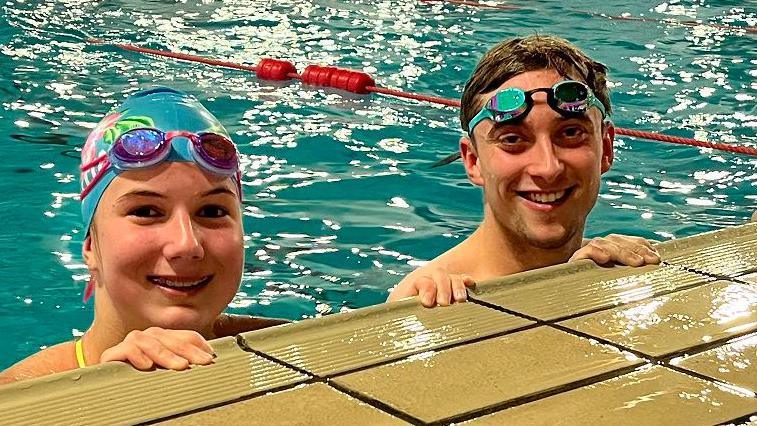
[525,135,565,183]
[162,210,205,261]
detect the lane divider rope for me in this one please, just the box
[87,40,757,158]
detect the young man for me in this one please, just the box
[389,35,660,307]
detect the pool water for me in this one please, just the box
[0,0,754,369]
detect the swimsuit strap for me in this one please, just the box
[75,338,87,368]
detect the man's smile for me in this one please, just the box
[516,187,575,207]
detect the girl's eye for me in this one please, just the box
[128,206,161,217]
[198,205,229,218]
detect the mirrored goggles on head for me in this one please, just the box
[467,80,607,135]
[80,128,240,199]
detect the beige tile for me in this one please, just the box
[560,280,757,357]
[161,383,408,426]
[240,299,530,376]
[332,326,642,424]
[672,333,757,392]
[0,337,307,426]
[466,365,757,426]
[473,264,711,321]
[739,272,757,284]
[657,222,757,277]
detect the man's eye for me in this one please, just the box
[128,206,161,217]
[496,134,523,145]
[198,205,229,218]
[563,126,586,138]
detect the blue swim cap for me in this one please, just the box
[79,87,236,233]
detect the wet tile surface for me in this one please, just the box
[466,365,757,426]
[0,337,308,426]
[657,222,757,278]
[473,264,712,321]
[332,326,642,424]
[560,280,757,358]
[239,299,531,376]
[672,333,757,393]
[161,383,409,425]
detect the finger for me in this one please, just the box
[462,275,476,289]
[432,269,453,307]
[387,281,417,302]
[100,345,154,370]
[614,247,645,267]
[607,234,657,253]
[451,275,468,303]
[415,276,437,308]
[157,330,215,365]
[638,246,661,264]
[129,332,191,371]
[570,243,612,264]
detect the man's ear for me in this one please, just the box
[82,234,98,272]
[600,121,615,174]
[460,136,484,187]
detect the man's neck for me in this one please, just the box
[452,213,583,281]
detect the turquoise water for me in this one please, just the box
[0,1,754,370]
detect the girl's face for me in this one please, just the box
[84,162,244,335]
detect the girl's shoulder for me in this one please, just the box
[0,341,78,384]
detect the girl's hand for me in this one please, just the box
[388,266,476,308]
[100,327,215,371]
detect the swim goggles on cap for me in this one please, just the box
[467,80,607,135]
[80,128,240,199]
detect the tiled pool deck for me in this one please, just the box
[2,222,756,425]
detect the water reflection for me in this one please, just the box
[0,0,756,370]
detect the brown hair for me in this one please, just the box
[460,35,611,134]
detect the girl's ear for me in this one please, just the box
[461,136,484,187]
[82,234,98,272]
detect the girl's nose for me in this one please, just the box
[162,210,204,261]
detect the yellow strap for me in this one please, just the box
[75,338,87,368]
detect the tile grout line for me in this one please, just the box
[138,380,316,425]
[659,260,756,283]
[470,273,714,324]
[234,334,320,379]
[656,330,757,364]
[327,380,428,426]
[321,322,540,379]
[473,288,757,396]
[662,363,756,397]
[429,363,646,425]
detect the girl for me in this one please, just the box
[1,87,286,383]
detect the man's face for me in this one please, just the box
[461,69,614,250]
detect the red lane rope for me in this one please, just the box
[421,0,757,34]
[89,40,757,157]
[615,128,757,156]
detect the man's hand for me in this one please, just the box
[387,266,476,307]
[100,327,215,371]
[570,234,660,266]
